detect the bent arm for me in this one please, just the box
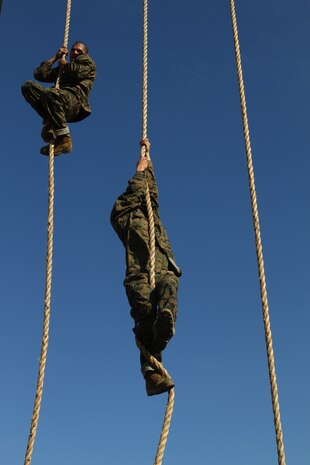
[111,163,159,240]
[34,61,59,83]
[110,172,146,243]
[61,55,96,82]
[33,48,66,82]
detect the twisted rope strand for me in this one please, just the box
[24,148,54,465]
[153,389,175,465]
[136,339,175,465]
[142,0,148,147]
[141,0,154,286]
[229,2,286,464]
[140,2,174,465]
[142,0,155,286]
[24,2,72,464]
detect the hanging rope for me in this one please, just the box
[136,338,175,465]
[138,2,175,465]
[229,2,286,464]
[23,2,72,465]
[141,0,155,286]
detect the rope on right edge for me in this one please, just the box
[229,2,286,464]
[139,2,175,465]
[23,2,72,464]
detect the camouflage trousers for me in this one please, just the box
[21,81,81,129]
[124,270,179,375]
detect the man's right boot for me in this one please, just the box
[40,134,72,156]
[145,372,175,396]
[152,309,175,354]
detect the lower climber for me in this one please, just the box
[110,139,181,396]
[21,41,96,156]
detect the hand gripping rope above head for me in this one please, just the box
[23,2,72,465]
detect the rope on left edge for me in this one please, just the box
[23,2,72,464]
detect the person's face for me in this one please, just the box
[70,43,86,62]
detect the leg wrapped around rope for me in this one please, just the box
[135,337,174,396]
[136,336,175,465]
[40,131,72,156]
[41,120,55,144]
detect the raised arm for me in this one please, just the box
[110,139,157,243]
[33,46,68,82]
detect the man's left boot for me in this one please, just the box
[152,309,175,354]
[40,130,72,156]
[145,372,175,396]
[41,120,55,143]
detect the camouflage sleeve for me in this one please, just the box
[110,172,146,243]
[155,213,182,277]
[110,166,160,243]
[60,54,96,82]
[144,163,159,199]
[34,61,58,83]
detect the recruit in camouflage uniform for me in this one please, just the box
[21,42,96,156]
[110,151,182,396]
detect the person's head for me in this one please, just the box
[70,41,89,61]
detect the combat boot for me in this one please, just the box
[40,134,72,156]
[41,120,55,143]
[152,309,175,354]
[145,372,175,396]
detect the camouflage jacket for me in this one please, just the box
[111,164,181,278]
[34,53,96,122]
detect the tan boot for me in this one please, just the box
[41,122,55,143]
[40,134,72,156]
[145,372,174,396]
[152,309,175,354]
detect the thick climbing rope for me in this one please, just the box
[229,2,286,464]
[138,2,175,465]
[23,2,72,465]
[136,338,175,465]
[141,0,156,287]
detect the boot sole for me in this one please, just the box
[147,377,175,396]
[152,309,175,353]
[40,146,72,157]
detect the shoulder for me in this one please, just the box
[75,54,96,67]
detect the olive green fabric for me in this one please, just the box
[21,53,96,128]
[110,164,181,279]
[110,164,181,375]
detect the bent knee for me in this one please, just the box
[21,80,35,96]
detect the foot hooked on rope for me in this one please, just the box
[145,372,174,396]
[40,133,72,157]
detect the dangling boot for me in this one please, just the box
[145,372,175,396]
[40,127,72,156]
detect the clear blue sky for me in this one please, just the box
[1,1,309,464]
